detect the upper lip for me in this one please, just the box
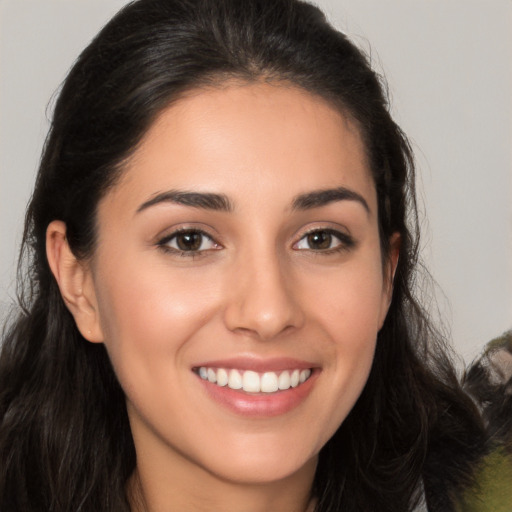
[192,356,317,373]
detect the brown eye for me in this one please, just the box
[160,230,218,253]
[175,232,203,251]
[306,231,333,250]
[294,229,355,252]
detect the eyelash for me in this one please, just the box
[156,227,355,258]
[157,228,220,258]
[294,228,355,254]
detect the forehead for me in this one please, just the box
[103,82,375,214]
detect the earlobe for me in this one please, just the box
[46,220,104,343]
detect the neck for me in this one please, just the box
[128,452,317,512]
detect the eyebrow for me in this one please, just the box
[136,186,369,215]
[136,190,233,213]
[291,186,370,213]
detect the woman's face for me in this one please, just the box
[82,83,396,486]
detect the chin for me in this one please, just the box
[195,433,320,486]
[211,453,318,486]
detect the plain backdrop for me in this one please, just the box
[0,0,511,364]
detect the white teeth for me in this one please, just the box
[217,368,228,387]
[243,370,261,392]
[207,368,217,383]
[261,372,279,393]
[228,369,243,389]
[197,366,312,393]
[300,369,311,383]
[278,370,291,390]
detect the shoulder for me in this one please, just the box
[458,331,512,511]
[455,446,512,512]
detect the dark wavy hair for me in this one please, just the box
[0,0,485,510]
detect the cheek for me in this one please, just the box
[305,255,386,340]
[298,255,385,430]
[92,258,221,379]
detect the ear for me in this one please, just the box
[46,220,104,343]
[385,232,401,297]
[378,232,401,328]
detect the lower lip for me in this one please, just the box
[197,371,318,417]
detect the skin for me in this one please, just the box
[47,82,399,512]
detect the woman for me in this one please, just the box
[0,0,486,510]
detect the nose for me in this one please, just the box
[223,250,305,340]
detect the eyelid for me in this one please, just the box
[154,222,221,244]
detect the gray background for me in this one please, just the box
[1,0,511,364]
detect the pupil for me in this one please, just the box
[177,232,202,251]
[308,231,331,250]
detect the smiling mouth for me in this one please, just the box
[194,367,312,393]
